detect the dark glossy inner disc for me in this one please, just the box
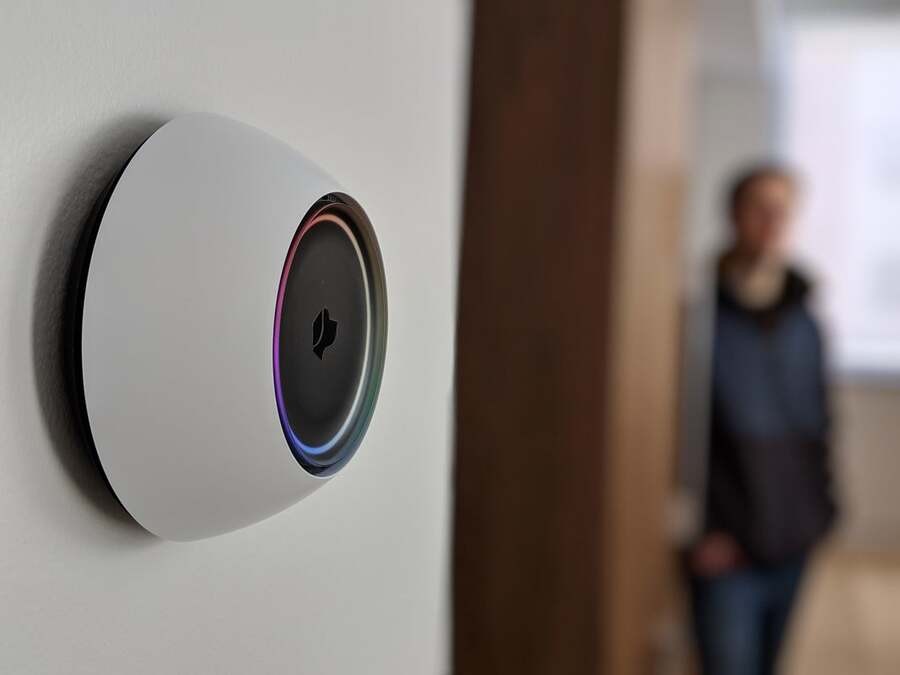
[276,215,369,458]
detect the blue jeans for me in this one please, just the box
[690,557,807,675]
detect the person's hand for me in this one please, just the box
[690,531,745,577]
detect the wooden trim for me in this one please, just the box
[600,2,694,672]
[453,2,624,673]
[453,1,692,673]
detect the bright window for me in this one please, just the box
[784,19,900,376]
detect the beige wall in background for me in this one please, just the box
[834,383,900,551]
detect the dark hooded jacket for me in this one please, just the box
[706,267,837,564]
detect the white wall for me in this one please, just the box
[0,2,468,673]
[677,0,782,532]
[684,0,782,298]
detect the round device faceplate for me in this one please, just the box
[72,114,389,540]
[274,198,386,476]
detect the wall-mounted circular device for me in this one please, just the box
[68,114,387,540]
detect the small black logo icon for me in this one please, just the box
[312,308,337,360]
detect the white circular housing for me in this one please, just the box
[70,114,387,541]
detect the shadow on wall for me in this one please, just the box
[30,114,166,541]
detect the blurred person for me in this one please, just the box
[689,165,837,675]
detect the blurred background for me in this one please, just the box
[455,0,900,673]
[677,0,900,672]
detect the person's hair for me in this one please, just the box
[726,163,797,222]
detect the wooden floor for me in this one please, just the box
[784,548,900,675]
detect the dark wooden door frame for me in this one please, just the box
[453,3,624,673]
[453,1,692,673]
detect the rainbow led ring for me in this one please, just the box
[273,195,387,476]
